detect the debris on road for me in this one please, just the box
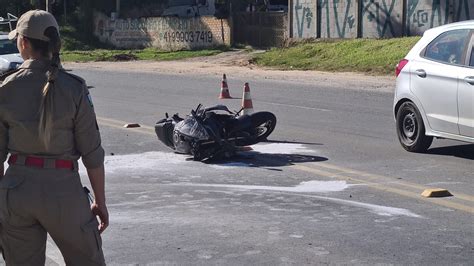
[421,188,453,198]
[124,123,141,128]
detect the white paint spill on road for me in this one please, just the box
[77,151,193,176]
[166,183,421,218]
[209,162,254,169]
[250,143,317,155]
[289,234,304,238]
[102,152,188,174]
[72,143,319,174]
[281,192,422,218]
[168,180,350,193]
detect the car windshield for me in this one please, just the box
[168,0,195,7]
[0,39,19,55]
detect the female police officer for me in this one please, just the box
[0,10,108,265]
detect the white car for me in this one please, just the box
[394,21,474,152]
[0,33,23,75]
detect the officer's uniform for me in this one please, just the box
[0,59,106,265]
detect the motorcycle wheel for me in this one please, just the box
[250,112,277,142]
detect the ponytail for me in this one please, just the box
[38,26,61,149]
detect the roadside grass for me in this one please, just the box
[253,37,421,75]
[61,47,229,62]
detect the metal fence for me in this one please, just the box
[233,12,288,48]
[0,13,18,32]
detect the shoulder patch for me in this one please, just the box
[87,92,94,107]
[0,68,21,83]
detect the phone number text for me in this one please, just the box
[162,31,213,43]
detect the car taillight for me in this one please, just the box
[395,59,409,77]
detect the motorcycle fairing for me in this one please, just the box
[174,116,209,140]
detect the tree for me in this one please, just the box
[0,0,34,17]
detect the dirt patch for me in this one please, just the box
[65,50,395,92]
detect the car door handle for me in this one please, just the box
[415,69,427,78]
[464,76,474,85]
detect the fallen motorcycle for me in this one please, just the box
[155,104,276,161]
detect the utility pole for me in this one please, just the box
[116,0,121,17]
[45,0,52,12]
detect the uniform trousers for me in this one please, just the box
[0,164,105,266]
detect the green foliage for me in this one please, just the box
[253,37,422,75]
[60,25,111,51]
[61,47,230,62]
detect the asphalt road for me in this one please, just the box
[45,68,474,265]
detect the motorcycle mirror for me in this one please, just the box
[165,112,169,118]
[195,104,204,115]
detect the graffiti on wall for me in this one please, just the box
[407,0,449,35]
[292,0,474,40]
[294,0,316,38]
[455,0,472,21]
[319,0,356,38]
[94,12,229,50]
[361,0,400,38]
[406,0,472,35]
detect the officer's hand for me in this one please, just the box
[91,202,109,234]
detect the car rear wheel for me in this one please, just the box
[396,102,433,152]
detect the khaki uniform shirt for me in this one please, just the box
[0,59,104,169]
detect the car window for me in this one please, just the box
[424,29,470,65]
[0,39,19,55]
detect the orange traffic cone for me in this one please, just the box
[240,82,254,115]
[219,74,232,99]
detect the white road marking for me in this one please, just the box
[258,101,331,112]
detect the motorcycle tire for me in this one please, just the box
[250,112,277,142]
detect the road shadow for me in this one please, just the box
[427,144,474,160]
[206,151,328,171]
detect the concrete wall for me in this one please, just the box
[361,0,404,38]
[407,0,451,35]
[289,0,474,39]
[94,12,231,50]
[319,0,358,38]
[293,0,318,38]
